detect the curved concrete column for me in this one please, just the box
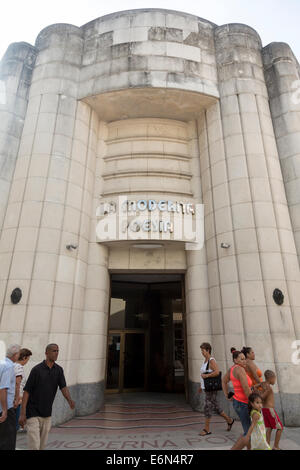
[0,43,36,236]
[263,43,300,265]
[185,120,211,408]
[198,103,247,372]
[215,24,300,425]
[76,121,110,417]
[0,25,86,425]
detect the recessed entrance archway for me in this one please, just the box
[106,274,187,396]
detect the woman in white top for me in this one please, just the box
[14,348,32,430]
[198,342,234,436]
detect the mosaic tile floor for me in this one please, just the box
[16,393,300,450]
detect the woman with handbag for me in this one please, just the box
[198,343,235,436]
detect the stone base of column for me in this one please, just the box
[280,393,300,426]
[51,381,105,426]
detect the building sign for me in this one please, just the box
[95,196,204,250]
[121,199,195,214]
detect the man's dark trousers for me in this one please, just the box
[0,408,17,450]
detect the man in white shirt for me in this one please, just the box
[0,344,20,450]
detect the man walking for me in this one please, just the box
[0,344,21,450]
[19,343,75,450]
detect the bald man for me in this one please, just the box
[19,344,75,450]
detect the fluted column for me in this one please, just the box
[215,24,300,425]
[0,24,85,425]
[199,103,247,372]
[186,120,211,408]
[263,43,300,265]
[0,43,36,243]
[76,121,110,416]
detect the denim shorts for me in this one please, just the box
[232,398,251,436]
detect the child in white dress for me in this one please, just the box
[246,393,271,450]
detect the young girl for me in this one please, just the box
[231,392,271,450]
[247,393,271,450]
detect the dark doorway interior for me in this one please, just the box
[106,274,186,394]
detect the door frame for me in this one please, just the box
[181,274,189,402]
[105,272,188,396]
[106,329,149,393]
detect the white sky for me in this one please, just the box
[1,0,300,61]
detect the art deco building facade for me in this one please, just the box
[0,9,300,425]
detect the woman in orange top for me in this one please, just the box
[222,350,252,448]
[241,347,263,386]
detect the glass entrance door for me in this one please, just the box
[106,333,121,390]
[123,332,146,390]
[106,331,147,392]
[106,274,187,395]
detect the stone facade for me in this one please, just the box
[0,9,300,425]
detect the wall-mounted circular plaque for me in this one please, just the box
[273,288,284,306]
[11,288,22,304]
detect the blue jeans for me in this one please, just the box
[232,399,251,436]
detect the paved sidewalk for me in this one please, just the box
[16,393,300,450]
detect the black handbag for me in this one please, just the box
[203,358,222,392]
